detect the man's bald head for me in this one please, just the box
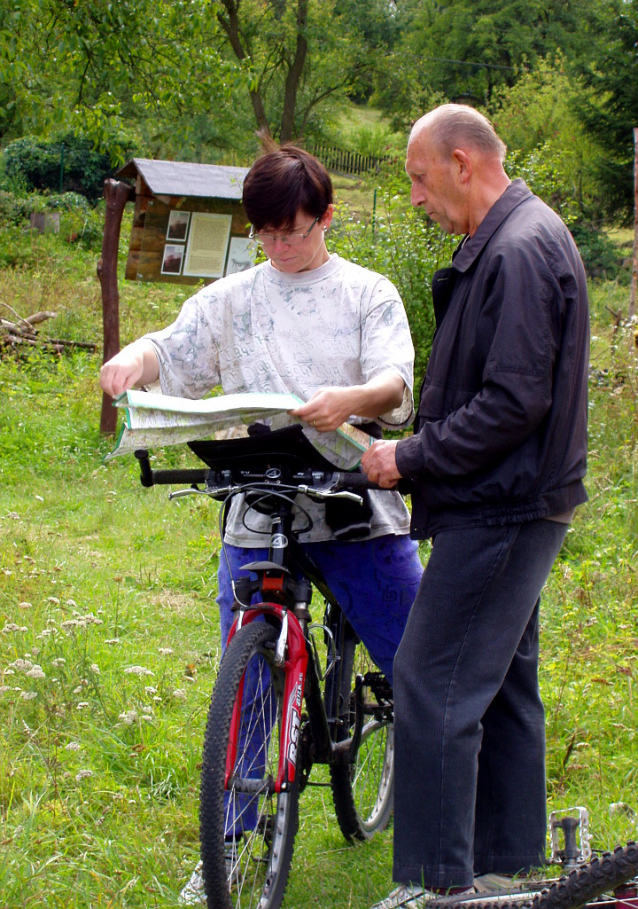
[410,104,506,163]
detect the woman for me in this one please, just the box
[100,144,423,903]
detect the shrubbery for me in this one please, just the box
[3,134,115,202]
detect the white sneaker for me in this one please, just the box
[179,845,239,905]
[179,861,206,905]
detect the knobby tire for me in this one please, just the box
[199,621,299,909]
[329,630,394,841]
[437,843,638,909]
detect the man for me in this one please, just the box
[100,144,424,903]
[362,104,589,909]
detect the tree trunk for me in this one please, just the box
[280,0,308,142]
[630,127,638,323]
[98,179,135,434]
[218,0,272,137]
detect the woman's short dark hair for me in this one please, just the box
[242,145,333,231]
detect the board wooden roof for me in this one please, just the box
[116,158,250,200]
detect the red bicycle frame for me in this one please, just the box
[224,603,309,793]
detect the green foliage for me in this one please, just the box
[331,167,456,378]
[572,0,638,223]
[371,0,600,125]
[491,58,604,220]
[569,224,624,281]
[505,142,581,226]
[3,135,115,202]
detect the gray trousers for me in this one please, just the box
[392,519,568,889]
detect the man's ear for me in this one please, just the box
[452,149,472,184]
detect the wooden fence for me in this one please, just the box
[306,142,397,176]
[223,142,398,176]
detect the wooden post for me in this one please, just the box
[97,178,135,434]
[630,129,638,317]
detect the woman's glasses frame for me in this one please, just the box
[248,216,321,247]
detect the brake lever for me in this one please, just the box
[298,485,364,505]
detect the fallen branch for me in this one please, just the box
[1,333,97,352]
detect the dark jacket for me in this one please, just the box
[396,180,589,539]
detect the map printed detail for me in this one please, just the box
[106,390,373,470]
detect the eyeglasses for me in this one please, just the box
[248,217,320,246]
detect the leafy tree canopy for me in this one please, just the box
[573,0,638,222]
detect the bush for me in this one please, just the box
[330,166,456,379]
[569,223,625,280]
[3,134,116,202]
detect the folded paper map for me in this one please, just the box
[106,390,373,470]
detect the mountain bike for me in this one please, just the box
[134,424,396,909]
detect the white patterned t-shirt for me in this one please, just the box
[144,253,414,544]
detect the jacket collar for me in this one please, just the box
[451,179,533,273]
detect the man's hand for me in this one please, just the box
[361,440,403,489]
[290,387,354,432]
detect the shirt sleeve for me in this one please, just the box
[142,286,223,399]
[360,274,415,428]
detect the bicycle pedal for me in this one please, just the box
[550,806,592,866]
[362,671,393,704]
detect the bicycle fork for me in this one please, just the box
[225,601,308,795]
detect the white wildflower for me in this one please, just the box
[118,710,138,725]
[48,597,60,605]
[0,685,11,695]
[158,647,174,656]
[51,658,66,667]
[21,691,37,700]
[124,666,154,677]
[2,624,20,633]
[76,701,89,710]
[9,659,33,672]
[18,602,32,610]
[83,614,103,625]
[144,686,158,695]
[105,638,120,645]
[172,688,187,700]
[75,770,93,781]
[89,664,100,674]
[66,599,78,608]
[65,742,82,752]
[26,666,45,680]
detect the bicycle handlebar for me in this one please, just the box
[133,449,380,495]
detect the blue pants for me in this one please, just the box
[392,520,568,890]
[217,534,424,687]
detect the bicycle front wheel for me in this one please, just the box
[199,621,299,909]
[329,631,394,841]
[535,843,638,909]
[435,843,638,909]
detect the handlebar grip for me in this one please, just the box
[332,471,380,492]
[134,450,208,487]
